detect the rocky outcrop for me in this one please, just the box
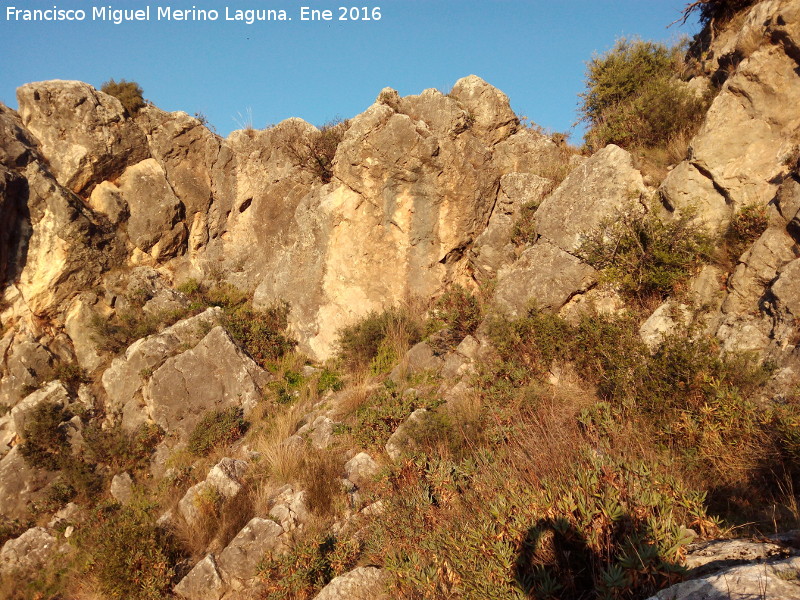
[16,80,149,195]
[0,527,65,577]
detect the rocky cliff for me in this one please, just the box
[2,1,800,599]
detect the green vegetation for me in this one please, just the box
[579,38,710,153]
[578,207,713,302]
[725,203,769,259]
[336,308,423,373]
[259,530,360,600]
[77,501,182,600]
[187,407,248,457]
[100,78,146,115]
[426,285,482,351]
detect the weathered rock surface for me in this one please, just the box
[216,517,284,583]
[493,240,596,317]
[386,408,431,460]
[16,80,149,195]
[313,566,389,600]
[0,446,54,519]
[0,527,64,577]
[344,452,379,488]
[145,326,270,441]
[174,554,227,600]
[178,458,249,529]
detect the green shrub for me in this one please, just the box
[78,501,182,600]
[224,301,297,367]
[510,199,542,246]
[101,79,146,115]
[578,206,713,302]
[83,421,163,473]
[20,401,72,471]
[579,38,709,151]
[427,285,482,349]
[187,407,247,456]
[317,368,344,394]
[259,531,360,600]
[726,203,769,258]
[336,308,423,373]
[53,362,89,391]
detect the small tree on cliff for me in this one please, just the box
[101,78,146,116]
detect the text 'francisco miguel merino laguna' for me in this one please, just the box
[5,5,383,24]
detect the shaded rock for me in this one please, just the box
[534,144,646,254]
[0,527,63,577]
[16,80,149,195]
[344,452,379,488]
[174,554,227,600]
[313,566,389,600]
[110,472,134,505]
[145,326,269,441]
[216,517,284,583]
[685,538,792,573]
[0,103,38,169]
[493,240,596,317]
[471,172,552,279]
[771,258,800,320]
[0,333,57,405]
[0,446,54,519]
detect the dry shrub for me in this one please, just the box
[298,450,346,518]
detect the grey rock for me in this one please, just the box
[0,527,63,577]
[639,302,693,352]
[296,415,335,450]
[110,472,134,505]
[217,517,284,583]
[389,341,444,382]
[344,452,379,488]
[386,408,431,461]
[174,554,227,600]
[269,486,310,531]
[534,144,646,254]
[178,458,248,529]
[145,326,270,441]
[313,566,388,600]
[493,240,596,317]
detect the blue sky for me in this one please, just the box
[1,1,700,140]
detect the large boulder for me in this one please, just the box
[144,326,270,441]
[313,566,389,600]
[16,80,149,195]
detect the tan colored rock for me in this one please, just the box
[344,452,379,488]
[178,458,249,529]
[448,75,518,145]
[101,307,223,430]
[493,240,596,317]
[0,446,54,520]
[313,566,389,600]
[0,527,63,577]
[659,161,730,233]
[16,80,149,195]
[639,301,693,352]
[534,144,646,254]
[114,159,187,260]
[492,129,564,176]
[174,554,227,600]
[269,486,310,531]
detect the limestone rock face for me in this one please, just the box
[448,75,519,145]
[173,554,227,600]
[114,158,187,260]
[145,326,270,441]
[534,144,646,255]
[101,307,224,429]
[216,517,284,583]
[0,446,54,520]
[250,78,513,359]
[16,80,149,195]
[493,240,596,317]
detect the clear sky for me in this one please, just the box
[0,1,700,140]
